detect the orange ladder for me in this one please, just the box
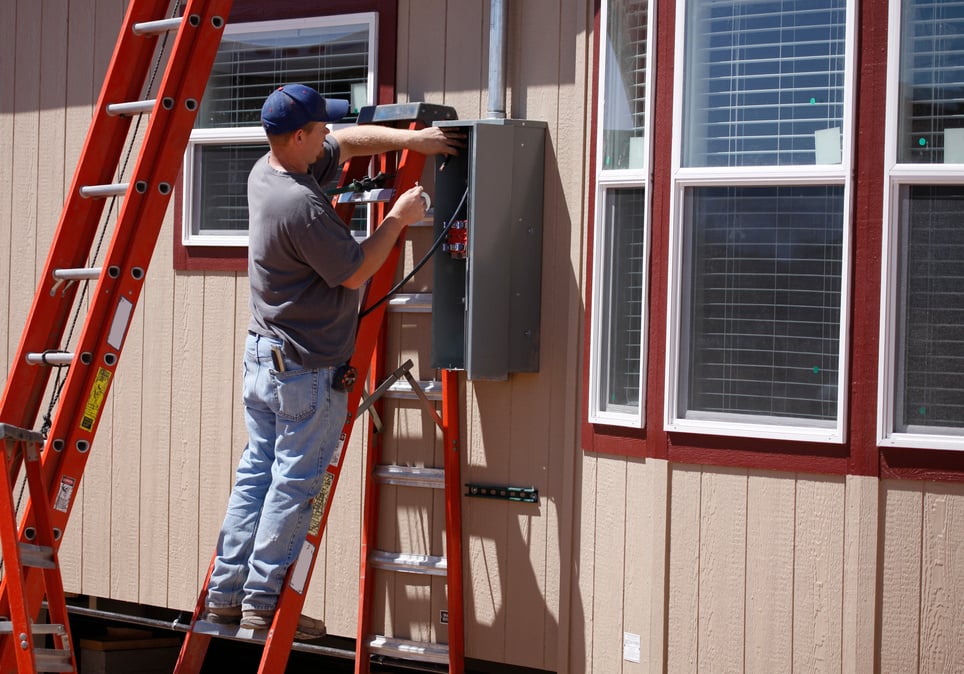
[174,103,464,674]
[0,1,230,671]
[354,361,464,674]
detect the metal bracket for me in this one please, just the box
[464,483,538,503]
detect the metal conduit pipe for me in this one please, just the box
[487,0,508,119]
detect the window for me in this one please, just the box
[879,0,964,450]
[181,14,377,247]
[588,0,653,427]
[666,0,854,442]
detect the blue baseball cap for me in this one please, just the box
[260,84,350,135]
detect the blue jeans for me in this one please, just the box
[206,332,347,612]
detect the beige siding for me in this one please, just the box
[2,1,964,673]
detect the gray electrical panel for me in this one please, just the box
[431,118,547,380]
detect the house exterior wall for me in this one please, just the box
[0,1,962,673]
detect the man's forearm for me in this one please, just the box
[334,125,418,162]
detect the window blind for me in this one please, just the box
[682,185,843,421]
[602,1,648,170]
[197,24,370,130]
[683,0,846,167]
[897,185,964,431]
[898,0,964,163]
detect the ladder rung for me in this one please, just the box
[33,648,73,673]
[19,543,56,569]
[79,183,129,199]
[0,621,68,636]
[386,379,443,401]
[131,17,182,35]
[0,423,45,444]
[374,465,444,489]
[106,99,156,116]
[336,188,395,204]
[367,635,449,665]
[387,293,431,313]
[25,352,74,366]
[52,267,101,281]
[370,551,446,576]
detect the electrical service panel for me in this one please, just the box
[431,118,547,380]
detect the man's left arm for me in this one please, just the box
[333,125,465,164]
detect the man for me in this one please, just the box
[203,84,461,639]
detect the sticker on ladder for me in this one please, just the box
[53,476,76,513]
[308,471,334,537]
[329,432,346,468]
[80,368,112,432]
[107,297,134,350]
[289,540,316,595]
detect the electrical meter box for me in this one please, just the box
[431,118,547,380]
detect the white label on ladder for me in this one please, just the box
[53,476,76,513]
[289,540,315,595]
[329,432,346,468]
[107,297,134,350]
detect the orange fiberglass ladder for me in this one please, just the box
[175,103,467,674]
[0,1,231,672]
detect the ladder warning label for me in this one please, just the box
[308,472,334,536]
[80,368,112,432]
[54,476,76,513]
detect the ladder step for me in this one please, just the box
[336,188,395,204]
[106,99,156,117]
[52,268,101,282]
[131,16,183,36]
[386,293,431,313]
[19,543,56,569]
[367,635,449,665]
[385,379,443,401]
[0,423,45,444]
[374,465,444,489]
[0,622,68,636]
[33,648,73,673]
[370,551,446,576]
[79,183,129,199]
[25,352,74,367]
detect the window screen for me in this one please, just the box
[680,185,843,422]
[682,0,847,168]
[897,0,964,163]
[895,185,964,432]
[595,188,646,415]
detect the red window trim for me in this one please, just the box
[173,0,397,272]
[581,0,964,483]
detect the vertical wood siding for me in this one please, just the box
[2,1,964,673]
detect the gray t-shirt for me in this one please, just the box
[246,136,364,368]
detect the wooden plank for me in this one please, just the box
[137,212,175,608]
[590,457,626,674]
[442,0,484,117]
[167,274,204,609]
[397,0,446,103]
[666,466,700,673]
[196,273,238,589]
[792,476,844,672]
[0,0,15,378]
[621,459,652,674]
[879,481,923,673]
[575,452,597,673]
[919,481,964,673]
[745,470,794,672]
[841,474,879,674]
[697,468,746,673]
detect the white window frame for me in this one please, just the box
[588,0,656,428]
[877,0,964,452]
[181,13,377,247]
[664,0,857,443]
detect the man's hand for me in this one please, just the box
[387,185,429,228]
[407,127,466,157]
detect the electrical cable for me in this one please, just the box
[359,185,469,318]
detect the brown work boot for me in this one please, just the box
[240,608,326,641]
[202,604,241,624]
